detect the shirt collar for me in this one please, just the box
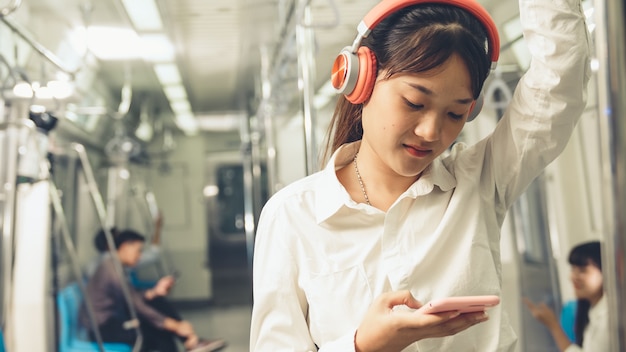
[407,154,457,196]
[315,141,457,223]
[315,142,359,224]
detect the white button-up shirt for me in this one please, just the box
[250,0,591,350]
[564,296,610,352]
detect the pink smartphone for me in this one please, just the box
[417,295,500,314]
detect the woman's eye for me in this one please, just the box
[449,112,464,120]
[404,99,423,110]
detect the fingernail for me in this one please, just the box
[476,312,489,322]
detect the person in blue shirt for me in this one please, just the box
[524,241,609,352]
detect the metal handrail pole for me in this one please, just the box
[0,16,77,77]
[296,1,318,175]
[0,105,32,333]
[72,143,143,352]
[48,177,106,352]
[595,0,626,349]
[259,46,278,196]
[240,117,256,273]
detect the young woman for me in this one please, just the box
[524,241,609,352]
[250,0,591,350]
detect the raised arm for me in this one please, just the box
[486,0,592,208]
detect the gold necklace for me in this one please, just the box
[353,153,371,206]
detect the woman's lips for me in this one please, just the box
[405,144,432,158]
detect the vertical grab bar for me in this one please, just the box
[0,113,34,339]
[72,143,143,352]
[296,2,319,175]
[595,0,626,350]
[48,178,106,352]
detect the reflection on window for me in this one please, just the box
[215,164,268,235]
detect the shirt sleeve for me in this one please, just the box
[103,258,168,329]
[129,288,168,329]
[250,203,357,352]
[483,0,592,210]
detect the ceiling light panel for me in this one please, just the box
[170,100,192,114]
[154,63,183,85]
[121,0,164,31]
[164,85,188,101]
[140,34,175,62]
[87,26,140,60]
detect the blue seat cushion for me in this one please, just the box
[57,283,132,352]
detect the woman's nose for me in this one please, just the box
[414,112,442,142]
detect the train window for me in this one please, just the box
[216,165,246,235]
[213,163,268,236]
[511,176,551,264]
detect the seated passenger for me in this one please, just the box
[524,241,608,352]
[80,229,225,352]
[83,226,119,279]
[87,213,170,288]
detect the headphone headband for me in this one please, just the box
[351,0,499,67]
[332,0,500,108]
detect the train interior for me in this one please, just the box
[1,0,624,351]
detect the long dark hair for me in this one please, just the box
[568,241,602,346]
[321,4,492,164]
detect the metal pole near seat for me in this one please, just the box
[595,0,626,350]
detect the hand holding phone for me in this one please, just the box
[417,295,500,314]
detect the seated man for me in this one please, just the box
[80,229,225,352]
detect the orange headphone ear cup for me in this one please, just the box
[345,47,378,104]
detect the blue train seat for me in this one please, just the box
[0,328,5,352]
[57,283,132,352]
[559,299,577,343]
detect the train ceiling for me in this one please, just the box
[10,0,505,132]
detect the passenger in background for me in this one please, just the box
[136,211,166,269]
[132,212,177,289]
[80,229,226,352]
[524,241,609,352]
[87,212,172,287]
[249,0,591,350]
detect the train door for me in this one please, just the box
[204,152,268,305]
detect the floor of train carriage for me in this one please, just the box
[178,240,252,352]
[180,303,251,352]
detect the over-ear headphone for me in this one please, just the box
[330,0,500,121]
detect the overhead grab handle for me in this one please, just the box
[484,69,513,110]
[0,0,22,17]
